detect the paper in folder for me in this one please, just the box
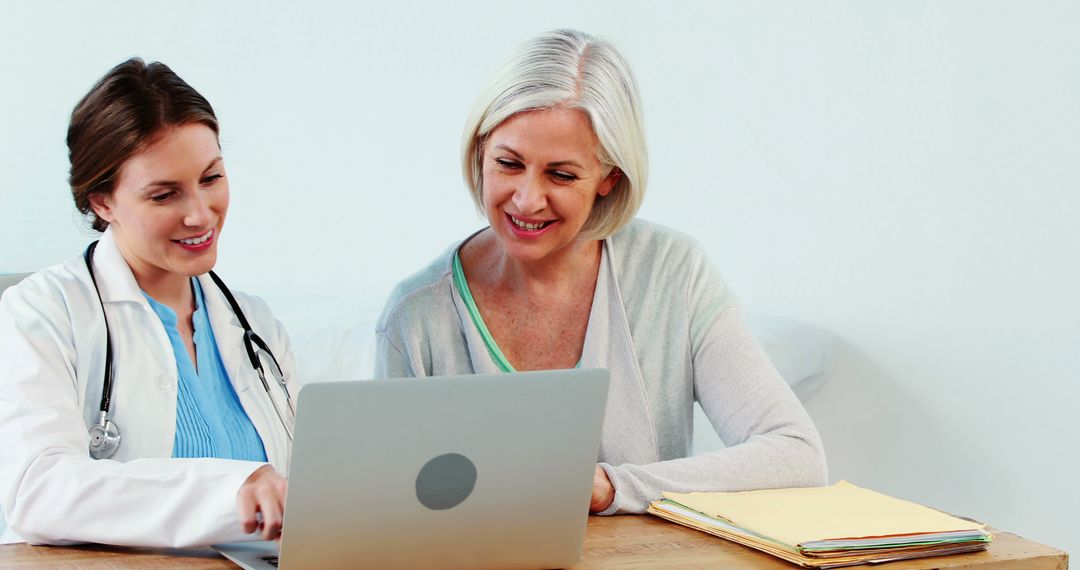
[647,481,991,568]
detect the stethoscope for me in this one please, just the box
[83,241,295,460]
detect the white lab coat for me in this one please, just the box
[0,228,298,547]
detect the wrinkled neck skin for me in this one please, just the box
[473,229,602,299]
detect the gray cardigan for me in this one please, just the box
[375,219,827,514]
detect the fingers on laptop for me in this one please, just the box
[237,465,289,540]
[589,465,615,513]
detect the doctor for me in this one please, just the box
[0,59,297,547]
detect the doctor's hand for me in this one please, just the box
[589,465,615,513]
[237,465,288,540]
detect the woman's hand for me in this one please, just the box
[237,465,288,540]
[590,465,615,513]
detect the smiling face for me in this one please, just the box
[480,106,619,266]
[89,123,228,288]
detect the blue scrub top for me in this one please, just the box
[143,278,267,462]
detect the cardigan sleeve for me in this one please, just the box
[374,285,441,379]
[374,262,474,380]
[597,245,827,514]
[375,327,423,379]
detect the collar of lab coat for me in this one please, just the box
[89,226,255,396]
[89,227,146,304]
[196,273,249,392]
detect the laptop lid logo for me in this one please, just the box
[415,452,477,510]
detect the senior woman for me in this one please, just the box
[0,59,296,546]
[375,29,827,514]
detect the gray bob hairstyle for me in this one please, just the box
[461,29,648,240]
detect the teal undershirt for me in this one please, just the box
[142,278,267,461]
[451,250,582,372]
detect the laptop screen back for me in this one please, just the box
[279,369,609,569]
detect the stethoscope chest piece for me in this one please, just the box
[88,416,120,460]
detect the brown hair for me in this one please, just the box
[67,58,219,231]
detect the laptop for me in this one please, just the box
[215,368,609,569]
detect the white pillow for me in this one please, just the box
[744,313,834,402]
[279,296,382,385]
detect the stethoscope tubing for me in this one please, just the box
[207,270,296,439]
[83,242,115,417]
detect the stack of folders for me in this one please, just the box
[647,481,992,568]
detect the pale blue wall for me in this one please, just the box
[1,0,1077,554]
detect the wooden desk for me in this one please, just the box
[0,515,1067,569]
